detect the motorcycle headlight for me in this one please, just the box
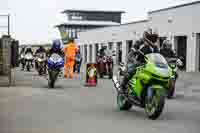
[38,58,42,62]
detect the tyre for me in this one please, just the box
[48,79,55,88]
[167,80,176,99]
[100,73,103,78]
[109,72,113,79]
[144,89,165,120]
[38,69,43,76]
[117,93,132,110]
[27,65,30,72]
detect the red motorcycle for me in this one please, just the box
[97,55,113,79]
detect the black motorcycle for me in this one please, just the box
[24,53,34,72]
[35,52,46,75]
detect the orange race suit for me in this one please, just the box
[64,42,78,78]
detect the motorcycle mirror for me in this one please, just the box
[119,62,125,66]
[176,59,183,68]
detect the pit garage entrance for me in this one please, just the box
[174,36,187,70]
[116,42,122,65]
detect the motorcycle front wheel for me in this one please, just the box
[144,88,165,120]
[38,68,43,76]
[48,79,55,88]
[48,70,58,88]
[117,93,132,110]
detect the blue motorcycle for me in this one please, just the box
[47,53,64,88]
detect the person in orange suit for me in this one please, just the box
[64,38,78,79]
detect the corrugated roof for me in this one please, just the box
[149,1,200,14]
[62,9,125,14]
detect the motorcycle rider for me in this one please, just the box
[24,46,34,67]
[47,39,64,58]
[35,46,47,73]
[119,29,159,94]
[35,46,46,55]
[25,46,34,55]
[160,39,176,58]
[19,46,26,70]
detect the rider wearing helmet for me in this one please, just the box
[47,39,64,57]
[24,46,34,67]
[120,28,159,94]
[25,46,33,55]
[35,46,47,71]
[160,39,176,58]
[35,46,46,55]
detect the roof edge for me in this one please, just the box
[61,9,125,14]
[148,1,200,14]
[122,19,148,25]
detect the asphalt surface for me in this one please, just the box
[0,67,200,133]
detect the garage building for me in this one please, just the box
[77,1,200,72]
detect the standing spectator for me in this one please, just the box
[74,49,82,78]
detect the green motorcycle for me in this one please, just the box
[113,53,171,120]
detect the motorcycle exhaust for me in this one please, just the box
[112,76,121,92]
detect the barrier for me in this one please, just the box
[85,63,97,86]
[0,35,18,86]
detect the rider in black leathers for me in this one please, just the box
[120,29,159,94]
[35,46,47,73]
[19,47,26,70]
[24,47,34,67]
[25,47,34,55]
[35,46,46,55]
[46,39,65,58]
[160,40,176,58]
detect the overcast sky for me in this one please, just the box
[0,0,196,44]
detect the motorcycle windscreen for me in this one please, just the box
[146,53,168,69]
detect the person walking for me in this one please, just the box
[63,38,78,79]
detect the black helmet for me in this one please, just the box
[162,39,171,49]
[143,28,159,43]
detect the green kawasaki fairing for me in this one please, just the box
[128,53,171,98]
